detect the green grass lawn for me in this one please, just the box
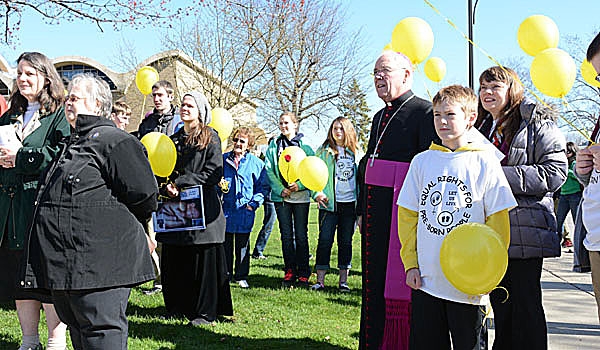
[0,203,362,349]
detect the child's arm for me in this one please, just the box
[398,206,418,270]
[398,206,422,289]
[485,209,511,249]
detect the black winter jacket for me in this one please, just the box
[137,105,180,138]
[22,115,158,290]
[156,127,226,245]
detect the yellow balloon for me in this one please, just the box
[424,57,446,82]
[517,15,559,56]
[140,132,177,177]
[391,17,434,64]
[581,59,600,88]
[209,108,234,141]
[298,156,328,192]
[530,48,576,98]
[440,223,508,295]
[135,66,160,96]
[278,146,306,184]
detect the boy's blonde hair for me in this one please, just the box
[432,85,478,116]
[112,101,131,116]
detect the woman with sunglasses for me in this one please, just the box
[220,127,267,289]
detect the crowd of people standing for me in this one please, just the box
[1,31,600,350]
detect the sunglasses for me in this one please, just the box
[232,138,246,144]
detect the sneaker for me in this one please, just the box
[311,282,325,291]
[19,344,42,350]
[238,280,250,288]
[282,269,296,287]
[143,285,162,295]
[562,238,573,248]
[297,276,310,287]
[190,317,214,326]
[339,282,351,293]
[252,252,267,259]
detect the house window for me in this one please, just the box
[56,64,118,90]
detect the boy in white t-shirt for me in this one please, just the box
[396,85,516,349]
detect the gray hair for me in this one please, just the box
[379,50,413,72]
[68,73,113,118]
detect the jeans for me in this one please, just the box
[252,200,276,256]
[315,202,356,271]
[275,201,310,278]
[573,197,591,271]
[556,192,582,238]
[224,233,250,281]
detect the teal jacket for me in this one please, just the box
[264,134,314,203]
[0,106,70,250]
[311,145,359,212]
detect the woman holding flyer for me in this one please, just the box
[156,91,233,326]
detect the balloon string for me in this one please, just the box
[140,95,147,122]
[423,0,594,143]
[490,285,509,303]
[414,64,433,100]
[561,98,595,144]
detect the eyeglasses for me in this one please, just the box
[372,67,407,77]
[66,95,86,103]
[232,138,246,144]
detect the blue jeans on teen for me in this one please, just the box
[252,200,276,257]
[315,201,356,271]
[224,233,250,281]
[275,201,310,278]
[556,192,582,238]
[573,197,591,272]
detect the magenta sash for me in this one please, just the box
[364,159,411,301]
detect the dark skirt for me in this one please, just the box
[360,186,394,350]
[0,238,52,303]
[161,242,233,322]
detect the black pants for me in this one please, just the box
[410,289,483,350]
[52,287,131,350]
[490,258,547,350]
[224,233,251,281]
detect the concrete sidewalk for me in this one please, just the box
[487,247,600,349]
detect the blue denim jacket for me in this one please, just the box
[222,151,268,233]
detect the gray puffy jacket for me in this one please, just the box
[500,99,568,259]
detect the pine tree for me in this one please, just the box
[337,79,371,151]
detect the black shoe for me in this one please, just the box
[339,282,351,293]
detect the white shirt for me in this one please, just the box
[582,132,600,251]
[397,146,516,305]
[334,146,356,203]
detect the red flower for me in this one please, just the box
[284,154,291,162]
